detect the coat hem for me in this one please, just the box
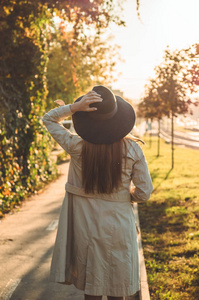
[49,272,140,297]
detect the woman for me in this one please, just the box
[42,85,153,300]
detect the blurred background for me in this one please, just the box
[0,1,199,299]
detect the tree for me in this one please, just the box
[46,24,121,109]
[186,43,199,91]
[0,0,125,215]
[138,45,199,164]
[154,47,198,168]
[138,79,166,155]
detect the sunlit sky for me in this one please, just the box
[107,0,199,101]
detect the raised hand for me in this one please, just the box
[71,91,102,113]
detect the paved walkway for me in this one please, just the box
[0,163,86,300]
[0,162,141,300]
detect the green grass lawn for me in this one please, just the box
[139,136,199,300]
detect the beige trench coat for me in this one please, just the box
[42,105,153,297]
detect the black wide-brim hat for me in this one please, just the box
[72,85,136,144]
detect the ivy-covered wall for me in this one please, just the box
[0,0,126,217]
[0,3,57,216]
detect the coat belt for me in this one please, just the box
[65,182,131,203]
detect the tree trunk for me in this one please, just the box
[149,119,152,148]
[171,112,174,169]
[157,119,160,157]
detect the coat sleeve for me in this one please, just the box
[42,105,78,154]
[130,145,153,202]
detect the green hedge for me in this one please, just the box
[0,2,57,217]
[0,0,125,217]
[0,119,57,216]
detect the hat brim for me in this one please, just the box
[72,96,136,144]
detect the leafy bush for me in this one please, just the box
[0,0,125,217]
[0,2,57,216]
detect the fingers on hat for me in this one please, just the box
[87,107,98,111]
[89,91,101,96]
[88,99,102,103]
[86,95,102,100]
[88,91,97,95]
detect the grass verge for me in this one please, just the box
[139,136,199,300]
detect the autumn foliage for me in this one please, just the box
[138,46,199,166]
[0,0,124,216]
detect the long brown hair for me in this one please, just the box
[82,139,126,194]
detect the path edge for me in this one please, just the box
[132,203,150,300]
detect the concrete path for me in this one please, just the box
[0,163,85,300]
[0,162,142,300]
